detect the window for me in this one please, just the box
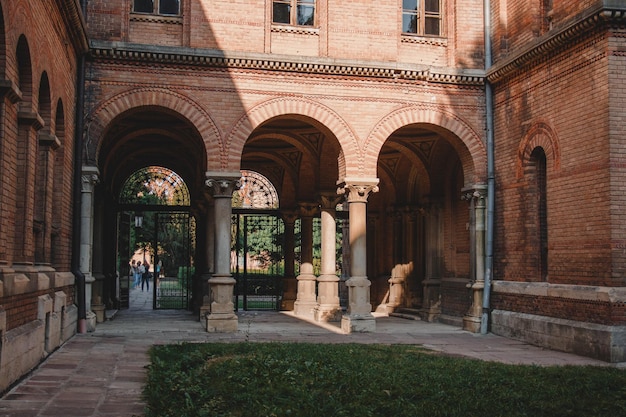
[530,147,548,281]
[402,0,442,36]
[133,0,181,16]
[273,0,315,26]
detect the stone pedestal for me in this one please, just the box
[293,268,317,317]
[314,274,342,322]
[206,275,238,332]
[463,281,484,332]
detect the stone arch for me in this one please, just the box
[86,87,221,167]
[225,97,356,178]
[516,121,561,180]
[365,105,486,185]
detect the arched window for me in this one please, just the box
[233,170,279,209]
[120,166,190,206]
[531,147,548,281]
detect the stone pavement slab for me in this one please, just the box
[0,287,621,417]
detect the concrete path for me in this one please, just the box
[0,287,618,417]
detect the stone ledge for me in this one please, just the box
[491,310,626,363]
[492,281,626,302]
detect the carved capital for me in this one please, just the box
[280,209,299,225]
[319,192,343,210]
[298,202,319,218]
[81,166,100,193]
[461,185,487,205]
[205,171,241,198]
[337,178,379,203]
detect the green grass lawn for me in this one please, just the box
[144,343,625,417]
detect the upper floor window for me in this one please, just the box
[273,0,315,26]
[402,0,442,36]
[133,0,181,16]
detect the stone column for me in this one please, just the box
[314,194,343,322]
[338,179,379,333]
[280,210,298,310]
[80,166,99,331]
[205,172,240,332]
[293,203,319,317]
[199,201,215,323]
[463,185,487,332]
[419,200,443,322]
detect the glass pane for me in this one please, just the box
[297,5,314,26]
[424,17,440,35]
[403,0,418,11]
[402,14,418,33]
[273,2,291,24]
[425,0,440,13]
[299,0,315,4]
[159,0,180,15]
[133,0,154,13]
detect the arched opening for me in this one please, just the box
[374,122,472,325]
[118,166,194,310]
[94,107,208,314]
[240,115,345,313]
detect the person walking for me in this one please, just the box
[136,261,145,289]
[141,262,151,292]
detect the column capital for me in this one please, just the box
[337,178,379,203]
[38,131,61,150]
[461,184,487,202]
[81,166,100,193]
[280,209,299,225]
[205,171,241,198]
[319,192,343,210]
[298,202,319,218]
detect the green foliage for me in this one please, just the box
[143,343,626,417]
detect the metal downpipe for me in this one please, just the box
[72,0,88,334]
[481,0,495,334]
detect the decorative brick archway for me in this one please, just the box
[365,105,487,185]
[225,97,355,178]
[86,87,222,168]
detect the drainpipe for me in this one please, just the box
[72,0,88,334]
[481,0,495,335]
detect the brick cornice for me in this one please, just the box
[89,41,484,86]
[55,0,89,54]
[488,4,626,84]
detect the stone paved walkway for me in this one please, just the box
[0,288,620,416]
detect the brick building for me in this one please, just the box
[0,0,625,393]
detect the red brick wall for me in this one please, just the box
[493,29,613,286]
[492,293,626,326]
[1,1,79,275]
[87,0,486,70]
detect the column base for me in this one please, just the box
[341,314,376,333]
[293,300,317,318]
[206,313,238,332]
[314,305,342,322]
[462,315,481,333]
[86,311,97,332]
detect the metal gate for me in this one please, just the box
[232,212,284,311]
[153,212,193,309]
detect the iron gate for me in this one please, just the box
[153,212,193,309]
[232,212,284,311]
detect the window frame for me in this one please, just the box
[132,0,181,17]
[272,0,316,27]
[402,0,443,37]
